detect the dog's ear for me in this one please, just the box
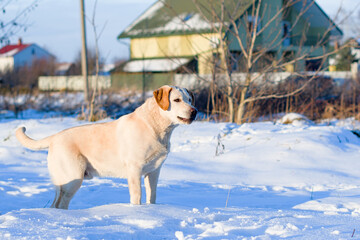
[153,85,172,111]
[186,88,195,106]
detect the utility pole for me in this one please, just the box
[80,0,89,104]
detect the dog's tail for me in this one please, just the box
[16,127,51,150]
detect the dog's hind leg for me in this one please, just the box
[51,179,83,209]
[48,148,86,209]
[50,186,60,208]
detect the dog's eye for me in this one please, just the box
[174,98,181,102]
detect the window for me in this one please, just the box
[210,36,220,49]
[230,51,241,72]
[247,16,261,33]
[282,21,291,46]
[212,53,221,69]
[306,59,322,71]
[183,13,193,22]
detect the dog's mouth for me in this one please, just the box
[177,109,197,124]
[177,116,194,124]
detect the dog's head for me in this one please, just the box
[153,85,197,124]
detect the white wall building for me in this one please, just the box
[0,39,53,72]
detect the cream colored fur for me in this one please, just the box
[16,85,197,209]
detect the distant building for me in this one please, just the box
[55,62,77,76]
[350,40,360,62]
[100,64,115,76]
[0,38,53,72]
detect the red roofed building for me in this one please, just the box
[0,38,53,72]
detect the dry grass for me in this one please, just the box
[194,75,360,123]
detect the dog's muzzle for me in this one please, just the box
[177,108,197,124]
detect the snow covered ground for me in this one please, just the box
[1,113,360,239]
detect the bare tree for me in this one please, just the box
[167,0,357,124]
[73,48,105,76]
[0,0,39,44]
[77,0,107,122]
[119,0,355,123]
[0,57,57,118]
[87,0,107,122]
[190,0,349,123]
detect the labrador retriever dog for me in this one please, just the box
[16,85,197,209]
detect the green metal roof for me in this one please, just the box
[118,0,254,39]
[118,0,343,39]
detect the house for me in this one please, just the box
[328,38,360,73]
[114,0,342,89]
[0,39,53,72]
[99,64,115,76]
[55,63,77,76]
[348,39,360,78]
[350,39,360,62]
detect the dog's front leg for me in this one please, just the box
[144,167,161,204]
[127,170,142,205]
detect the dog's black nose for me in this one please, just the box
[190,108,197,120]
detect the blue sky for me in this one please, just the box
[2,0,359,64]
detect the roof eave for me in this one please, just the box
[313,1,343,37]
[118,28,220,39]
[12,44,32,57]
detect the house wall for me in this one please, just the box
[227,0,283,51]
[0,57,14,72]
[285,4,329,47]
[227,0,331,72]
[260,0,283,49]
[130,33,222,74]
[13,44,52,68]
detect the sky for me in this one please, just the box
[2,0,360,64]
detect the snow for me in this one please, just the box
[122,1,164,36]
[277,113,313,126]
[127,13,221,36]
[123,58,191,72]
[160,13,217,33]
[1,113,360,239]
[0,48,19,57]
[123,2,224,37]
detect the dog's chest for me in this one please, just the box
[141,141,169,174]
